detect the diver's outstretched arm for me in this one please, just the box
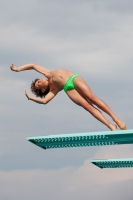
[25,90,58,104]
[10,63,50,78]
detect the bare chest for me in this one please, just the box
[48,69,74,91]
[49,76,64,91]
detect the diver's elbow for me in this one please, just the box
[43,99,49,104]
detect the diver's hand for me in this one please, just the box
[10,64,18,72]
[25,90,31,100]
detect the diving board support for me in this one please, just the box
[91,158,133,168]
[27,129,133,150]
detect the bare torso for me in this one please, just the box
[47,69,74,91]
[10,63,126,131]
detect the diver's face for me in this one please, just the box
[35,79,48,93]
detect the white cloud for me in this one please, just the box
[1,159,133,200]
[1,9,133,77]
[94,144,133,159]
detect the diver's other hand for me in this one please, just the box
[10,64,18,72]
[25,90,31,100]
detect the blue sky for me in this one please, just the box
[0,0,133,199]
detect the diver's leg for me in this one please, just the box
[66,89,117,131]
[74,77,126,130]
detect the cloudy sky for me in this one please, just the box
[0,0,133,199]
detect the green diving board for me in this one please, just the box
[91,158,133,168]
[27,129,133,150]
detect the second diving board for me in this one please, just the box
[27,129,133,150]
[91,158,133,168]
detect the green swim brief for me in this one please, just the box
[64,74,79,92]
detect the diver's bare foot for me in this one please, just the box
[114,118,127,130]
[109,124,117,131]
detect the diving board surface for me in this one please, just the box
[27,129,133,150]
[91,158,133,168]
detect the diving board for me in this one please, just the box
[91,158,133,168]
[27,129,133,150]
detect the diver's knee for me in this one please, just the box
[83,101,93,111]
[88,93,96,103]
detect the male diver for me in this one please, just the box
[10,63,126,131]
